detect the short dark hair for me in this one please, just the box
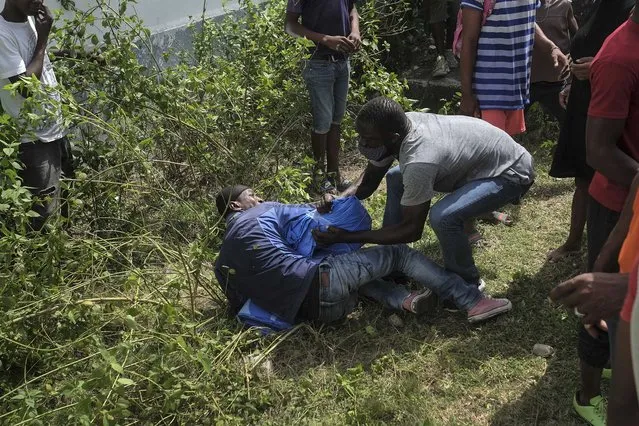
[356,97,408,135]
[215,185,249,217]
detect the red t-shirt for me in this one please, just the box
[588,19,639,213]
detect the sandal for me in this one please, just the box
[481,211,513,226]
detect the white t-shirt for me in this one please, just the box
[0,15,66,143]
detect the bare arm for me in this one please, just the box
[350,5,360,36]
[567,6,579,36]
[586,117,639,187]
[459,7,482,117]
[12,6,53,82]
[285,11,325,44]
[594,173,639,272]
[340,161,391,200]
[314,201,431,245]
[608,318,639,425]
[285,12,355,52]
[7,6,53,97]
[535,23,569,72]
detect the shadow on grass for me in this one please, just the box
[485,254,586,425]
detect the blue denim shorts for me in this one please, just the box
[302,59,351,134]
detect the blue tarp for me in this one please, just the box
[237,299,293,335]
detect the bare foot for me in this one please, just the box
[547,243,581,262]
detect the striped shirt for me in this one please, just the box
[461,0,540,110]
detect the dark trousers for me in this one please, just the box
[17,137,74,231]
[525,81,566,125]
[577,196,621,368]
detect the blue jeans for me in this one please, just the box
[302,59,350,134]
[384,166,527,283]
[317,244,482,323]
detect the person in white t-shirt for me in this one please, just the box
[0,0,73,231]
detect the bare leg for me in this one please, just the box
[578,359,603,404]
[311,131,327,173]
[548,177,589,261]
[326,124,340,177]
[431,21,446,55]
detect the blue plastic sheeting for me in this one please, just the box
[284,196,372,257]
[237,299,293,335]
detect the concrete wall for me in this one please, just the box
[1,0,246,65]
[1,0,240,33]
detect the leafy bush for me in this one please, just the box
[0,0,410,424]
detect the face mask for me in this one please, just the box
[358,143,389,161]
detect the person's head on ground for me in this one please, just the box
[355,97,410,162]
[216,185,263,217]
[2,0,44,19]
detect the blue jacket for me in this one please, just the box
[214,198,372,323]
[214,202,321,323]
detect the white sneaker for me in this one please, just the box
[432,55,450,78]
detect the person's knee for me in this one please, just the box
[429,202,446,231]
[385,167,402,190]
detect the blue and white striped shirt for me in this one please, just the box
[461,0,540,110]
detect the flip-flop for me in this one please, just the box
[486,211,513,226]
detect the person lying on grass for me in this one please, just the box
[314,96,535,311]
[213,185,512,325]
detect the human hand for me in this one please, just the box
[321,35,356,54]
[549,272,628,325]
[312,226,348,245]
[347,32,362,52]
[552,48,570,79]
[559,84,570,109]
[571,56,594,81]
[459,94,480,118]
[34,5,54,40]
[316,193,336,214]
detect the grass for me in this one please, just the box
[239,111,593,425]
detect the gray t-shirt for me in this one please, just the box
[373,112,535,206]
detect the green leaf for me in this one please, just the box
[117,378,135,386]
[110,362,124,374]
[3,147,14,156]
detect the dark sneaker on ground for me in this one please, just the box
[573,393,606,426]
[467,297,512,323]
[403,289,437,315]
[442,279,486,312]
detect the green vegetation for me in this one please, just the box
[0,1,587,424]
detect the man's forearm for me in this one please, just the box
[459,10,481,96]
[534,23,556,52]
[460,40,477,96]
[591,149,639,187]
[350,6,360,34]
[25,39,48,80]
[339,223,422,245]
[285,20,326,45]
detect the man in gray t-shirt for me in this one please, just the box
[314,97,535,294]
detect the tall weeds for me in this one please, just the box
[0,0,409,423]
